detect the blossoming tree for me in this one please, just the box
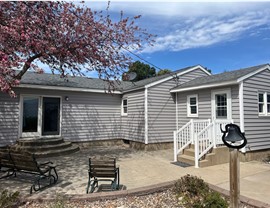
[0,1,154,96]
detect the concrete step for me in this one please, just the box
[34,145,80,158]
[183,148,195,157]
[178,154,195,166]
[14,142,72,152]
[17,137,64,147]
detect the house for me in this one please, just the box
[171,64,270,167]
[1,63,270,166]
[0,65,210,149]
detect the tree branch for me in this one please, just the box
[15,53,42,79]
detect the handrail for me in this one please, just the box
[176,120,192,134]
[173,119,210,162]
[194,123,214,168]
[174,120,193,162]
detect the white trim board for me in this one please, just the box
[237,65,270,82]
[17,84,122,94]
[171,81,237,93]
[171,65,270,93]
[145,65,210,89]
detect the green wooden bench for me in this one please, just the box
[0,148,58,194]
[86,156,119,193]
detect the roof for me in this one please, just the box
[171,64,270,92]
[19,65,207,93]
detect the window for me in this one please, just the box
[187,95,198,117]
[122,98,128,116]
[215,94,227,118]
[258,93,264,114]
[258,92,270,115]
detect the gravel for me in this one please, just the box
[19,189,256,208]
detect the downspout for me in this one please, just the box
[145,87,148,144]
[239,81,246,153]
[176,92,178,130]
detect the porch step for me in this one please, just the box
[183,148,195,157]
[33,145,80,158]
[12,137,80,158]
[178,154,209,167]
[17,137,64,147]
[14,141,73,152]
[178,146,229,168]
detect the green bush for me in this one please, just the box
[204,191,228,208]
[0,190,20,208]
[173,174,228,208]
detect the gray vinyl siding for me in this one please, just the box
[61,92,122,142]
[177,85,240,128]
[243,69,270,151]
[148,68,209,143]
[2,88,122,143]
[121,90,145,143]
[0,92,19,146]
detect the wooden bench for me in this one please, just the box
[0,148,58,194]
[0,147,15,179]
[86,156,119,193]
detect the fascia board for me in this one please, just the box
[237,65,270,82]
[16,84,122,94]
[145,65,210,89]
[170,81,238,93]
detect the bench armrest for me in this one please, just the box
[39,161,54,167]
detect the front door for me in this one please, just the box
[211,89,232,144]
[21,96,61,137]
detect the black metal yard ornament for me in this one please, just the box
[220,123,247,208]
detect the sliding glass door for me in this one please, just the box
[21,96,61,137]
[42,97,60,135]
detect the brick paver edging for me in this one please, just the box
[26,180,270,208]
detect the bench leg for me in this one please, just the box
[0,169,15,179]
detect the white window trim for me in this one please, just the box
[187,94,198,117]
[258,92,270,116]
[211,89,232,120]
[121,98,128,116]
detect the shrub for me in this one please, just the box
[204,191,229,208]
[0,190,20,208]
[173,174,228,208]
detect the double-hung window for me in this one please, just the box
[122,98,128,116]
[187,95,198,117]
[258,92,270,115]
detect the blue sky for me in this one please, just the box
[84,1,270,75]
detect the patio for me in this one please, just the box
[1,144,270,205]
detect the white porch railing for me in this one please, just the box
[194,122,214,168]
[174,119,233,167]
[173,119,210,162]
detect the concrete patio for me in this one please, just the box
[1,144,270,205]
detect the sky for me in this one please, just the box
[82,1,270,75]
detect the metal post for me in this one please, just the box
[230,148,240,208]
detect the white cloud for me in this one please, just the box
[141,9,270,53]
